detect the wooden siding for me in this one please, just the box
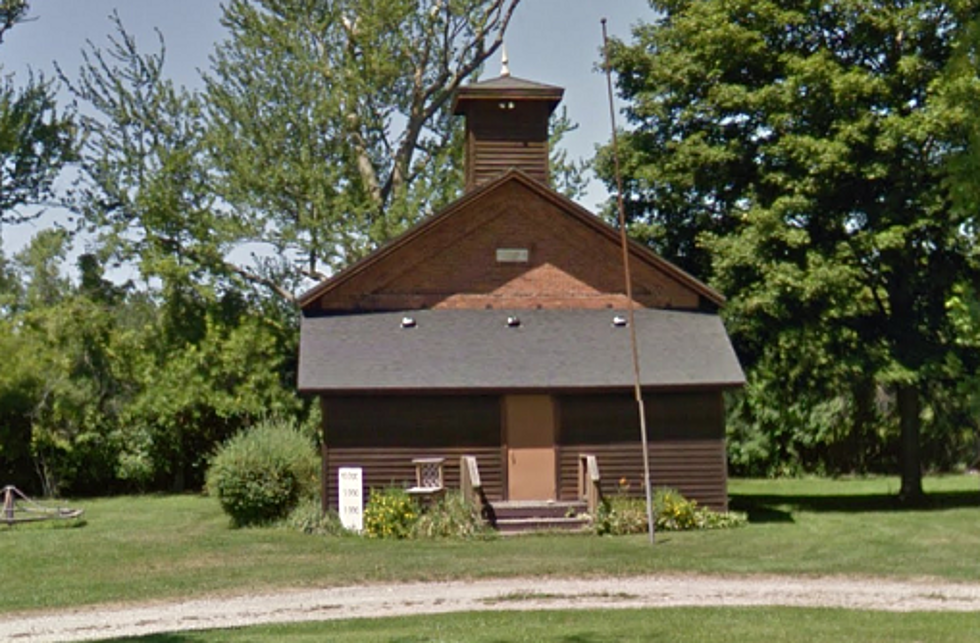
[465,101,550,190]
[558,441,728,511]
[324,446,503,509]
[470,140,548,187]
[557,392,728,510]
[320,393,730,511]
[322,394,504,509]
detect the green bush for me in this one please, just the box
[595,487,747,535]
[205,418,319,527]
[410,491,495,539]
[363,487,419,539]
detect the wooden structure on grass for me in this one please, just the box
[298,70,744,515]
[2,485,84,525]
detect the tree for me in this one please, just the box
[59,14,237,298]
[0,0,76,226]
[0,0,28,44]
[601,0,980,499]
[66,2,521,305]
[204,0,521,292]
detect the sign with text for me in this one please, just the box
[338,467,363,533]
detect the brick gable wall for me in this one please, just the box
[312,180,701,312]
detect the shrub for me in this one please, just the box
[410,491,495,540]
[595,487,747,535]
[363,487,419,539]
[655,487,700,531]
[205,418,319,527]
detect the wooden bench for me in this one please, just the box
[406,458,445,504]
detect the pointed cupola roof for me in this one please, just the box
[451,74,565,113]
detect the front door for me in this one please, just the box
[504,395,556,500]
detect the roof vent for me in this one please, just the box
[506,316,521,328]
[612,315,628,327]
[401,316,417,328]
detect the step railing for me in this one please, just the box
[460,455,495,527]
[578,453,603,516]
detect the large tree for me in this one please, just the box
[601,0,980,499]
[204,0,521,290]
[67,1,520,304]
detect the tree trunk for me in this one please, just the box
[897,383,924,503]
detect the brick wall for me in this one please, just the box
[314,179,701,311]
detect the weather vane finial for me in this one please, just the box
[501,44,511,77]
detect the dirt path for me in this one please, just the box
[4,574,980,642]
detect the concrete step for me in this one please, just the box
[491,500,588,521]
[489,500,591,534]
[495,515,592,535]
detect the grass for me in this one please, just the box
[1,475,978,614]
[104,607,980,642]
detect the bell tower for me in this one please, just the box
[452,63,564,191]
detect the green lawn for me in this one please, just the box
[1,475,977,614]
[106,607,980,643]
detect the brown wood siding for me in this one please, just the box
[322,394,503,509]
[465,101,550,190]
[324,446,503,509]
[558,441,728,511]
[471,140,548,187]
[557,392,728,510]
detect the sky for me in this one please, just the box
[1,0,654,258]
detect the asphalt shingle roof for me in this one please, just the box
[298,309,744,393]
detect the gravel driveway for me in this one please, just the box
[4,574,980,642]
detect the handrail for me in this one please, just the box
[578,454,603,516]
[459,455,495,527]
[460,455,481,509]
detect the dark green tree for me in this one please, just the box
[600,0,980,499]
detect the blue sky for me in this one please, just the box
[2,0,653,256]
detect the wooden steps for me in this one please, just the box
[490,500,591,535]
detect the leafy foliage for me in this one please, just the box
[363,487,419,539]
[363,489,493,539]
[600,0,980,492]
[0,1,75,224]
[206,418,319,527]
[0,1,531,497]
[410,491,494,539]
[58,13,236,298]
[594,487,747,536]
[203,0,521,291]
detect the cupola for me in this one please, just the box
[452,63,564,191]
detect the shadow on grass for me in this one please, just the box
[0,518,88,532]
[731,489,980,523]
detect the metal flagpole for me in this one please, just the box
[601,18,655,545]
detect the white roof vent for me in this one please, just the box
[401,316,417,328]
